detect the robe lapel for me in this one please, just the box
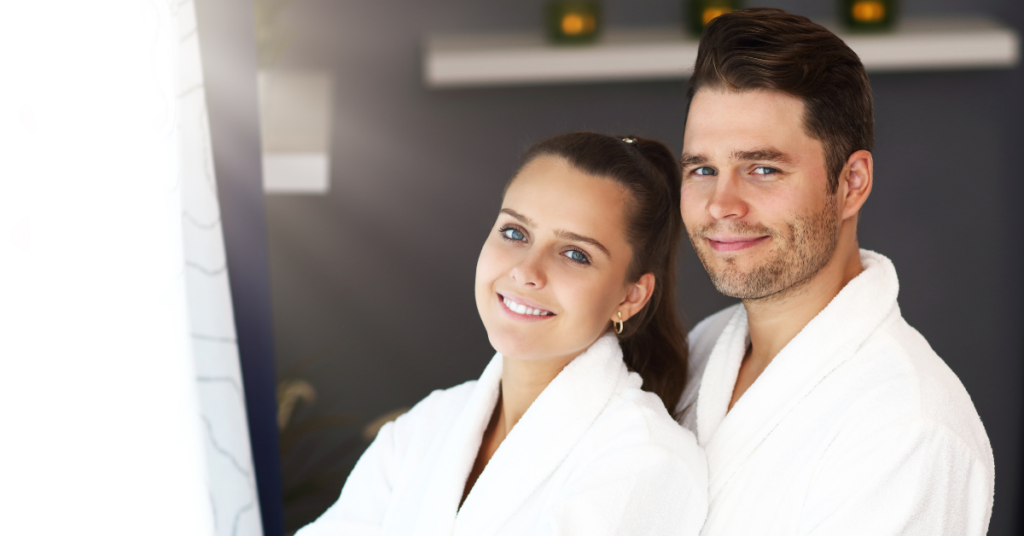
[453,333,628,536]
[409,354,503,536]
[695,306,748,447]
[700,250,901,501]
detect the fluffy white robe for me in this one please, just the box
[676,249,994,536]
[300,333,708,536]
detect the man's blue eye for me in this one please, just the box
[753,166,778,175]
[501,227,525,241]
[693,167,716,176]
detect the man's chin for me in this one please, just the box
[708,276,758,300]
[705,264,780,300]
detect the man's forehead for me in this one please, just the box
[689,86,806,111]
[683,89,815,158]
[685,88,806,134]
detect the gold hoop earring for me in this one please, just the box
[614,311,624,334]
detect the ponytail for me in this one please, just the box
[515,132,689,416]
[617,137,687,418]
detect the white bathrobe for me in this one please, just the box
[677,249,994,536]
[299,333,708,536]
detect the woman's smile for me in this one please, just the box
[497,292,556,320]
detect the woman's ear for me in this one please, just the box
[613,273,656,322]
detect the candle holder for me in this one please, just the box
[841,0,897,31]
[546,1,601,45]
[687,0,740,36]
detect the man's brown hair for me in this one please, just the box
[688,8,874,193]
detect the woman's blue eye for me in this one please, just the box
[693,166,716,176]
[501,227,526,241]
[564,249,589,264]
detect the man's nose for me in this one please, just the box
[707,175,749,221]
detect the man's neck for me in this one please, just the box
[729,237,864,410]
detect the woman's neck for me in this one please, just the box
[496,353,575,436]
[460,349,584,508]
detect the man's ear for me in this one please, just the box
[612,272,656,323]
[840,150,873,220]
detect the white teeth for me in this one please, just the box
[503,296,550,316]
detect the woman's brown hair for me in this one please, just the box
[508,132,688,416]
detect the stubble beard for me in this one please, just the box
[688,196,842,301]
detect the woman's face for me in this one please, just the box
[475,155,638,363]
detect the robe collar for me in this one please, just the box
[695,249,900,500]
[411,332,632,536]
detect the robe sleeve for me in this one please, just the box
[537,440,708,536]
[798,419,993,536]
[293,418,401,536]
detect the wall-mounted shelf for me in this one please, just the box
[424,17,1020,88]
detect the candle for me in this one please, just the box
[688,0,740,36]
[842,0,896,31]
[546,1,601,44]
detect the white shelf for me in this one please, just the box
[424,17,1020,88]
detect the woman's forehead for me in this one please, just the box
[503,156,631,245]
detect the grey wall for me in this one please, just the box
[265,1,1024,533]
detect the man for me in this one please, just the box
[676,8,994,535]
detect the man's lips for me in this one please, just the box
[706,236,770,252]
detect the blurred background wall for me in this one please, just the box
[258,0,1023,533]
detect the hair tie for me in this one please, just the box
[622,137,638,144]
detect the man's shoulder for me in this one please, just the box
[848,313,993,462]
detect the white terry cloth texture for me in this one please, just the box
[298,332,708,536]
[677,249,995,536]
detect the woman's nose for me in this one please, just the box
[510,250,546,288]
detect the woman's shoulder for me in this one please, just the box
[576,376,705,476]
[608,382,701,449]
[393,378,479,431]
[558,376,708,511]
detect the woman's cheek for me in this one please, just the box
[476,237,506,280]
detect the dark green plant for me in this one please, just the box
[276,374,409,534]
[687,0,741,36]
[277,375,363,533]
[254,0,297,68]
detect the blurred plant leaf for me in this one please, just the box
[254,0,297,68]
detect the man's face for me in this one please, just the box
[680,88,842,301]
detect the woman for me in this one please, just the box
[298,132,707,536]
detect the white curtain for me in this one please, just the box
[0,1,262,534]
[179,0,265,534]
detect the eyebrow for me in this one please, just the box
[732,148,793,164]
[500,208,537,227]
[679,152,708,168]
[500,208,611,259]
[555,230,611,259]
[679,148,793,167]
